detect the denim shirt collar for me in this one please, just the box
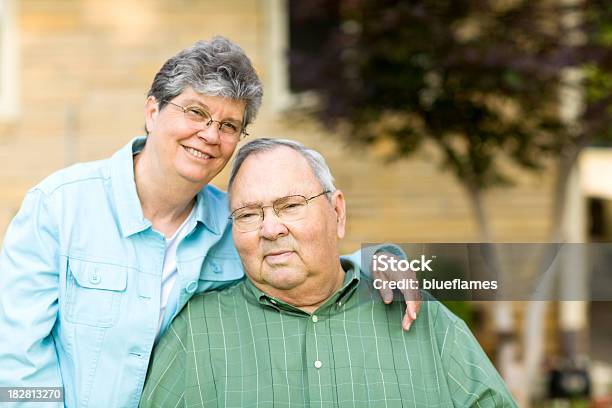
[194,187,222,235]
[110,136,222,237]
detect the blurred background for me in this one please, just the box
[0,0,611,406]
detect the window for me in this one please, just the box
[0,0,18,119]
[287,0,339,94]
[263,0,340,111]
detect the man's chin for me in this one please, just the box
[263,267,306,290]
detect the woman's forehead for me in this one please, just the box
[175,88,245,112]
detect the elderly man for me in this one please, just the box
[140,139,517,407]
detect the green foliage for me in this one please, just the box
[441,301,475,329]
[290,0,612,187]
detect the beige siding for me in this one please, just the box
[1,0,555,252]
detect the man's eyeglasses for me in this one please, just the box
[163,100,248,141]
[229,191,331,232]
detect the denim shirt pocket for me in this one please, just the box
[65,257,127,327]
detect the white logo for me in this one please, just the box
[372,254,434,272]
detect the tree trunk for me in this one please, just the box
[464,184,527,406]
[522,141,590,399]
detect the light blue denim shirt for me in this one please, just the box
[0,137,247,407]
[0,137,379,408]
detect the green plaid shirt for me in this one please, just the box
[140,260,516,407]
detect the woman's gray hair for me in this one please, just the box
[147,36,263,130]
[228,138,337,198]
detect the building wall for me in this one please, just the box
[0,0,556,250]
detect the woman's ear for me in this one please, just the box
[144,96,160,134]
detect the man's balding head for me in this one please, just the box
[228,139,347,311]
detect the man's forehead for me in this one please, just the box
[230,148,320,206]
[239,147,313,180]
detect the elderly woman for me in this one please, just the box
[0,37,418,407]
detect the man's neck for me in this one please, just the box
[258,264,347,314]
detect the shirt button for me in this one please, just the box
[185,281,198,294]
[89,268,101,285]
[311,315,319,323]
[314,360,322,369]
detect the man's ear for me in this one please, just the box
[331,190,346,239]
[144,96,160,134]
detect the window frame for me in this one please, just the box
[263,0,327,112]
[262,0,292,112]
[0,0,19,119]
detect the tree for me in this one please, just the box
[290,0,612,404]
[291,0,611,236]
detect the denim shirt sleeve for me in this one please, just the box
[0,189,63,398]
[340,244,407,278]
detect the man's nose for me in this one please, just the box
[260,207,288,240]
